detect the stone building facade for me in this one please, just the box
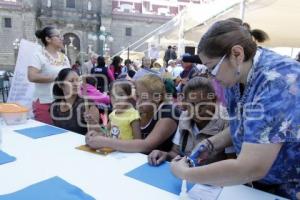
[110,10,172,56]
[36,0,173,63]
[1,0,211,69]
[0,0,36,70]
[37,0,103,64]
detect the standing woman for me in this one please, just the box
[171,20,300,200]
[109,56,123,79]
[28,26,70,124]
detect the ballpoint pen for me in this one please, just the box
[187,144,206,167]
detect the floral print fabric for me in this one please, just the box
[225,48,300,199]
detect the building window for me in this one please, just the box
[4,18,12,28]
[66,0,75,8]
[125,27,132,36]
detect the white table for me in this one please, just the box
[0,120,287,200]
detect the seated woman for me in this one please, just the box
[51,68,99,135]
[85,74,180,153]
[148,77,228,166]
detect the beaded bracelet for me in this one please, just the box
[205,138,215,153]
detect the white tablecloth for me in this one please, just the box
[0,120,287,200]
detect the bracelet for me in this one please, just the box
[205,138,215,153]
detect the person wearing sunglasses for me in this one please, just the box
[28,26,70,124]
[171,19,300,200]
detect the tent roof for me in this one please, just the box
[120,51,145,61]
[150,0,300,48]
[244,0,300,47]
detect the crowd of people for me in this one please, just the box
[27,18,300,200]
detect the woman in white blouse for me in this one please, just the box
[28,26,70,124]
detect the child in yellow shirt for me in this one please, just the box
[108,80,141,140]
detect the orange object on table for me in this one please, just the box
[76,145,115,155]
[0,103,28,125]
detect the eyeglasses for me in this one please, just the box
[50,35,63,39]
[208,55,226,77]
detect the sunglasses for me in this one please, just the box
[208,55,226,77]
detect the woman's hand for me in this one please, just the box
[170,156,189,180]
[85,130,106,149]
[148,150,168,166]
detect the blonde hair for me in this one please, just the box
[136,74,166,101]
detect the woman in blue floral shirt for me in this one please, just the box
[171,19,300,200]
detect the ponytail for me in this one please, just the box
[227,18,270,43]
[250,29,269,43]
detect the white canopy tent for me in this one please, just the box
[146,0,300,55]
[120,51,145,61]
[145,0,241,55]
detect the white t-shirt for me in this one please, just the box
[196,64,207,74]
[172,122,200,146]
[166,65,172,72]
[82,61,94,75]
[148,47,160,60]
[132,67,159,81]
[171,65,183,78]
[29,49,70,104]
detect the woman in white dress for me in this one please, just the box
[28,26,70,124]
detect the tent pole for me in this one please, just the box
[147,41,151,58]
[127,47,130,60]
[178,12,185,56]
[240,0,246,21]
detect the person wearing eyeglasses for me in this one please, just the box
[28,26,70,124]
[171,19,300,200]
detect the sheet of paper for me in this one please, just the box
[217,185,288,200]
[188,184,222,200]
[0,176,95,200]
[0,151,16,165]
[15,125,68,139]
[125,162,194,195]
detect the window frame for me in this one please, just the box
[65,0,76,9]
[125,27,132,37]
[3,17,12,28]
